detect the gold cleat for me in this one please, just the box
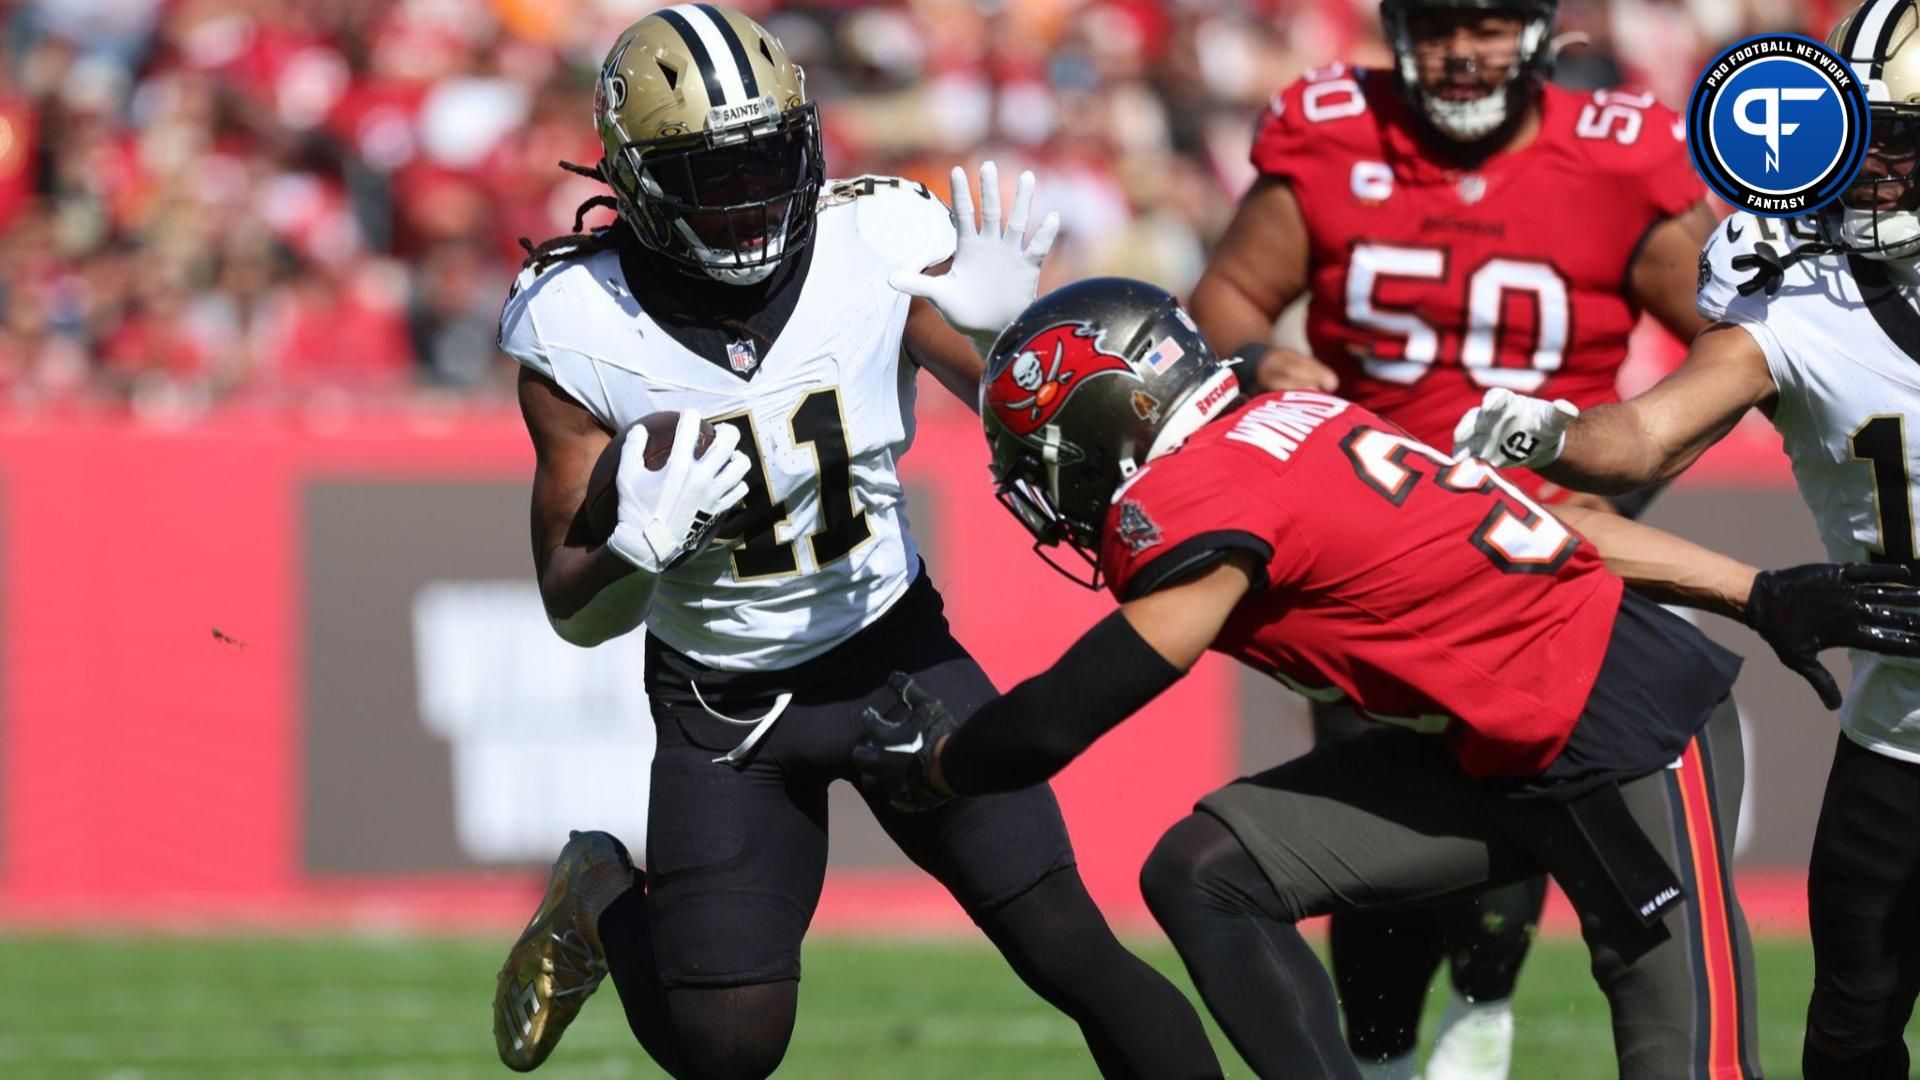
[493,830,637,1071]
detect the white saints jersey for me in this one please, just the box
[1699,211,1920,762]
[499,177,956,670]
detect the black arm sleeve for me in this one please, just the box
[939,610,1184,795]
[1604,479,1670,520]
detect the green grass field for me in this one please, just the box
[0,933,1835,1078]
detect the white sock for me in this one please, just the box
[1356,1051,1419,1080]
[1427,989,1513,1080]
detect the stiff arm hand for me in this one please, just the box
[889,161,1061,352]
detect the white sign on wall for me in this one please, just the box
[412,580,654,864]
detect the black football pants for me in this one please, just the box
[1804,733,1920,1078]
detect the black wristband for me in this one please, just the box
[1230,343,1269,398]
[941,610,1183,794]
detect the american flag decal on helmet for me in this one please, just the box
[1144,337,1186,374]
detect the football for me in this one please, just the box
[584,411,718,540]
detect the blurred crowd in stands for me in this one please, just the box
[0,0,1854,416]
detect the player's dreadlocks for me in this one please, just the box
[514,158,778,353]
[516,160,624,275]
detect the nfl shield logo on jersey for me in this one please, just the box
[728,339,759,375]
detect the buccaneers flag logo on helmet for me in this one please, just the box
[987,323,1136,438]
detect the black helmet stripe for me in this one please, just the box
[697,4,761,100]
[1873,0,1917,77]
[1846,0,1915,78]
[657,8,728,106]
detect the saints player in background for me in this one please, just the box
[1456,3,1920,1075]
[489,8,1219,1078]
[1187,0,1715,1074]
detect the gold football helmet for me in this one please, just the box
[594,6,821,284]
[1831,0,1920,261]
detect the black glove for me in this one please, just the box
[1745,563,1920,709]
[852,672,962,813]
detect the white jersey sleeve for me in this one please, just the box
[1694,212,1801,388]
[496,251,621,431]
[498,264,551,378]
[830,175,956,273]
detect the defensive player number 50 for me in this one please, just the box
[1343,425,1577,574]
[713,387,873,581]
[1347,243,1571,392]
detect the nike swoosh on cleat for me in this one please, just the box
[885,733,924,754]
[1726,219,1744,242]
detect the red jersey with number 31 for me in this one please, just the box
[1251,67,1701,500]
[1100,391,1624,779]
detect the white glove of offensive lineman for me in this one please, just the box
[607,410,752,574]
[889,161,1061,343]
[1452,387,1581,470]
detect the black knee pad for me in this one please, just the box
[972,867,1125,1004]
[1804,1028,1910,1080]
[1142,813,1290,934]
[1808,982,1917,1056]
[1139,834,1198,925]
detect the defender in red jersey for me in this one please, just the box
[1103,392,1622,779]
[1190,5,1713,507]
[854,280,1920,1080]
[1188,2,1719,1069]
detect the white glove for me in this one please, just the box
[889,160,1061,339]
[606,410,752,574]
[1452,388,1581,469]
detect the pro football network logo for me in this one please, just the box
[1686,33,1867,216]
[987,323,1136,437]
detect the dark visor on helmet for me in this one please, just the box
[1845,107,1920,209]
[618,103,821,266]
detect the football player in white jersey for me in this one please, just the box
[487,7,1220,1078]
[1455,3,1920,1075]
